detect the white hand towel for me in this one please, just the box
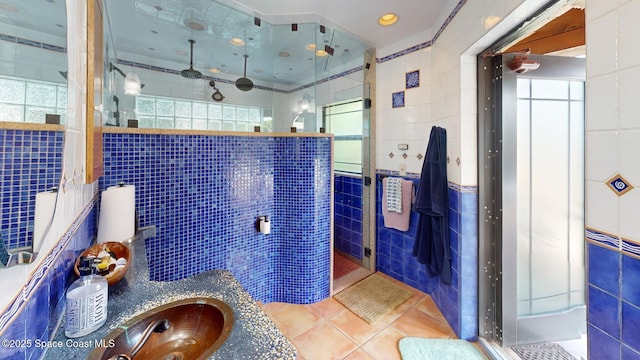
[385,177,403,213]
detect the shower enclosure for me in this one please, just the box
[478,54,586,348]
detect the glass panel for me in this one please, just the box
[222,121,235,131]
[236,122,249,131]
[208,120,222,130]
[236,107,248,121]
[192,102,207,118]
[531,79,569,100]
[208,104,222,119]
[517,78,530,99]
[175,118,191,129]
[156,117,174,129]
[570,81,584,101]
[0,103,24,122]
[192,119,207,130]
[0,78,26,104]
[26,83,57,107]
[222,106,236,120]
[57,86,67,109]
[25,106,52,123]
[174,100,192,117]
[248,108,260,122]
[334,140,362,173]
[138,116,155,128]
[156,99,174,116]
[136,97,156,115]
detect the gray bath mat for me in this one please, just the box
[512,343,576,360]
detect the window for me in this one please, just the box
[134,95,270,132]
[323,99,363,174]
[0,76,67,124]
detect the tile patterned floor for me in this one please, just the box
[261,272,456,360]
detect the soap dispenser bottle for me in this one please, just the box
[65,257,109,338]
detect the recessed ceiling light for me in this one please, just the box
[315,50,328,57]
[184,18,207,31]
[378,13,398,26]
[56,24,64,28]
[279,51,290,57]
[305,43,316,51]
[208,68,221,74]
[153,5,163,11]
[176,50,188,56]
[253,69,263,73]
[0,2,18,11]
[151,30,158,34]
[230,38,245,46]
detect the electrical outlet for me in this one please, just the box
[399,163,407,176]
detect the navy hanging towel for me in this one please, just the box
[412,126,451,285]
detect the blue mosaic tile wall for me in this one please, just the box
[101,133,332,304]
[586,234,640,359]
[375,172,478,341]
[334,175,363,260]
[0,200,96,360]
[0,128,63,250]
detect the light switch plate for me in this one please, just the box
[399,163,407,176]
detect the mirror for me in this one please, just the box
[0,0,67,265]
[103,0,369,132]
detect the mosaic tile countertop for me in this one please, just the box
[45,237,296,359]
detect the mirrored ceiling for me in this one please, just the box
[107,0,369,88]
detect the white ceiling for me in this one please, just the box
[0,0,454,87]
[224,0,452,49]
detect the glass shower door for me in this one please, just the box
[503,54,586,346]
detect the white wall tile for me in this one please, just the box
[619,130,640,183]
[620,188,640,240]
[587,0,619,21]
[585,74,618,131]
[618,0,640,70]
[586,180,620,234]
[618,66,640,129]
[585,131,620,182]
[585,12,618,77]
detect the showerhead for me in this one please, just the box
[235,54,254,91]
[181,39,203,79]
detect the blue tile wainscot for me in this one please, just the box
[375,171,478,341]
[101,128,333,305]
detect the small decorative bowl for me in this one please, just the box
[74,241,131,286]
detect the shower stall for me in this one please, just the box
[478,54,586,350]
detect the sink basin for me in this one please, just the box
[88,297,234,360]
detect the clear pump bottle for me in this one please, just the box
[64,257,109,338]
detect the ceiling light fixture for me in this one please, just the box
[378,13,398,26]
[315,50,328,57]
[279,51,290,57]
[305,43,316,51]
[230,38,245,46]
[208,68,221,74]
[184,18,207,31]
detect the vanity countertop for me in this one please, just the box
[45,237,296,359]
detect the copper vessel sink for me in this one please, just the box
[88,297,234,360]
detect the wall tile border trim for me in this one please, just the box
[0,33,67,53]
[585,227,640,259]
[376,169,476,193]
[0,196,97,335]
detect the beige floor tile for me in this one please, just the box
[261,301,289,315]
[329,309,387,345]
[343,348,375,360]
[414,296,447,321]
[361,327,405,360]
[391,307,455,338]
[309,297,345,319]
[293,321,358,360]
[270,303,323,338]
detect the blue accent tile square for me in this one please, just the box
[623,345,640,360]
[589,243,620,296]
[589,285,621,339]
[406,70,420,89]
[392,91,405,108]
